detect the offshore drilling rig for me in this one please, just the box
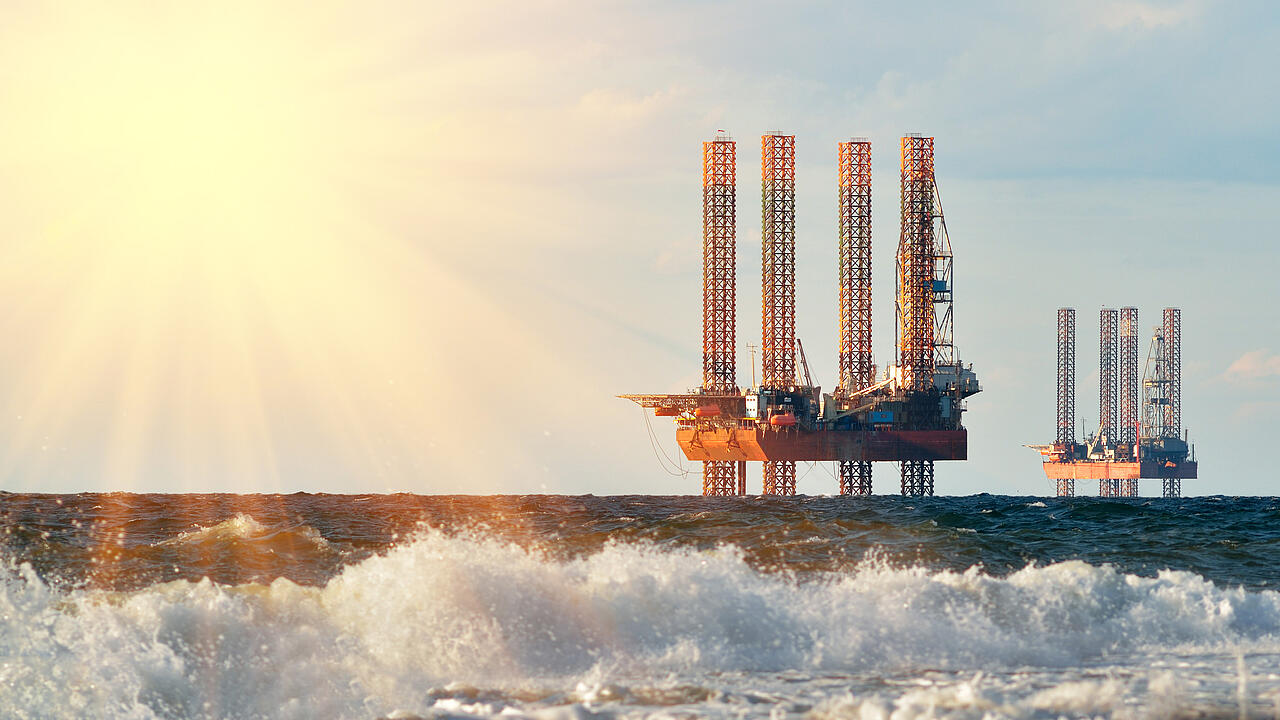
[1030,307,1197,498]
[621,132,980,496]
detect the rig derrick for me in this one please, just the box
[1030,307,1197,496]
[622,131,981,496]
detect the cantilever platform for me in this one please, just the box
[1041,460,1197,481]
[678,427,966,462]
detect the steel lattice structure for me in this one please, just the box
[1099,308,1118,442]
[900,460,934,496]
[761,132,797,496]
[1054,308,1077,498]
[1142,325,1169,438]
[839,461,871,495]
[1163,308,1181,437]
[761,132,796,390]
[1056,308,1076,446]
[837,139,873,496]
[896,136,938,495]
[896,135,936,393]
[763,464,796,496]
[838,139,873,394]
[702,134,737,393]
[701,133,738,496]
[1118,307,1139,449]
[1163,479,1181,498]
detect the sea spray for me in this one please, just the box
[5,529,1280,718]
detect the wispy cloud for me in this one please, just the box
[1224,349,1280,382]
[1097,1,1201,30]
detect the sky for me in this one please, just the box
[0,0,1276,495]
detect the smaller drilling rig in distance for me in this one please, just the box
[1029,307,1197,498]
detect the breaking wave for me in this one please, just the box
[3,530,1279,718]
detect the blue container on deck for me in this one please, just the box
[869,410,893,424]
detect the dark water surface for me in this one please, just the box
[4,493,1278,590]
[4,493,1280,719]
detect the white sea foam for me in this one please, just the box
[2,531,1279,718]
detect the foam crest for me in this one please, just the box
[3,531,1279,718]
[163,513,330,549]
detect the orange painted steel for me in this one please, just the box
[701,133,739,496]
[1118,308,1140,448]
[838,139,873,496]
[1099,308,1118,441]
[761,132,797,496]
[896,135,937,495]
[702,135,737,394]
[838,139,873,395]
[1043,460,1198,481]
[897,136,935,393]
[677,428,967,463]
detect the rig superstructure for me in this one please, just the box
[621,132,981,496]
[1030,307,1197,497]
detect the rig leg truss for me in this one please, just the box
[839,461,872,495]
[900,460,934,496]
[1057,308,1076,447]
[1119,308,1139,449]
[897,136,936,393]
[837,138,874,495]
[1163,308,1181,436]
[761,132,797,496]
[1163,478,1181,498]
[1099,308,1118,441]
[701,134,739,496]
[702,461,738,496]
[1057,479,1075,497]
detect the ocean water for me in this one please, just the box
[3,494,1280,719]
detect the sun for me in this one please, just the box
[0,4,432,490]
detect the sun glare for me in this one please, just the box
[0,5,467,491]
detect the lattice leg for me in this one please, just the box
[763,461,796,495]
[1162,478,1181,498]
[702,461,737,496]
[900,460,934,496]
[839,461,872,495]
[1099,479,1125,497]
[1056,479,1075,497]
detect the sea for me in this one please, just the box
[3,493,1280,720]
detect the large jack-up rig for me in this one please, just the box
[621,132,980,496]
[1029,307,1197,497]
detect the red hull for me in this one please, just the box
[1042,460,1198,480]
[676,427,967,462]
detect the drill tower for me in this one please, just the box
[623,131,980,496]
[837,139,873,495]
[1034,306,1196,497]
